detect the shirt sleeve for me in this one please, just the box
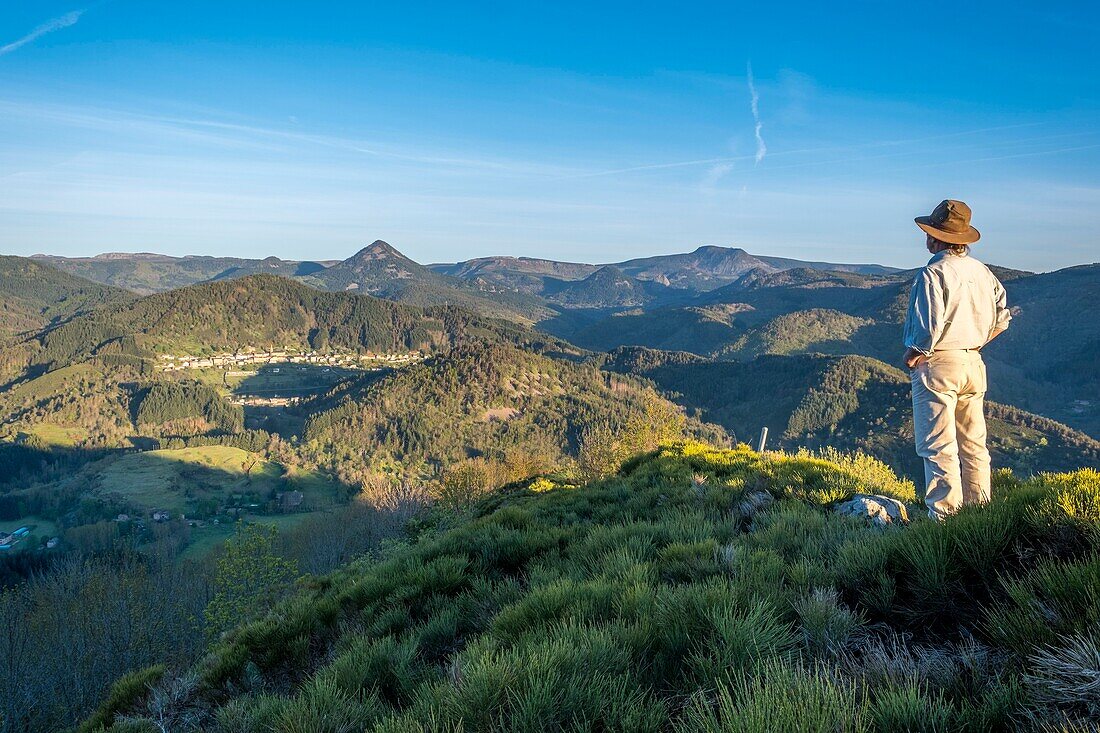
[991,272,1011,335]
[903,269,944,356]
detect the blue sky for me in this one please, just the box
[1,1,1098,271]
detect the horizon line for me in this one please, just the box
[19,243,1096,275]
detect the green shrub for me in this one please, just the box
[712,545,787,606]
[746,503,857,565]
[371,714,466,733]
[78,665,165,733]
[102,721,159,733]
[1038,468,1100,545]
[795,588,865,657]
[942,502,1019,581]
[868,683,956,732]
[835,537,897,616]
[677,660,868,733]
[491,577,621,641]
[794,447,917,503]
[986,556,1100,657]
[276,676,382,733]
[439,624,665,732]
[647,582,796,688]
[659,539,721,583]
[198,639,251,688]
[213,694,288,733]
[684,599,798,683]
[320,635,424,705]
[959,677,1025,732]
[205,522,300,639]
[893,525,965,627]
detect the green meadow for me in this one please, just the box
[92,445,344,517]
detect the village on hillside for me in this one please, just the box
[156,349,425,371]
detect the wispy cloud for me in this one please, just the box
[559,122,1048,180]
[747,62,766,165]
[0,99,574,177]
[0,10,84,57]
[701,162,734,190]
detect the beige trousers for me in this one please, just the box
[910,349,991,520]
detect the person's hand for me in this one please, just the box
[904,348,927,370]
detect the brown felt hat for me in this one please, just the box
[915,199,980,245]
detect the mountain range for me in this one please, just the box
[1,246,1095,482]
[13,241,1100,440]
[33,243,899,312]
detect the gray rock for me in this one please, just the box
[835,494,910,526]
[739,490,775,517]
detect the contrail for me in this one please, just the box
[0,10,84,57]
[747,62,766,165]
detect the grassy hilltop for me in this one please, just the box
[83,442,1100,732]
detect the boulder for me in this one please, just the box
[738,490,775,517]
[835,494,909,527]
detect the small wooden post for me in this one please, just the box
[757,427,769,453]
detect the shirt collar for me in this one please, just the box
[926,249,964,265]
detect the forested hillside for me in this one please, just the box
[603,347,1100,477]
[553,268,906,357]
[0,256,133,340]
[0,274,569,384]
[298,343,726,483]
[986,264,1100,435]
[134,382,244,434]
[558,263,1100,439]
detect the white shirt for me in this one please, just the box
[903,250,1011,356]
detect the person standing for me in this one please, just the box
[903,200,1012,520]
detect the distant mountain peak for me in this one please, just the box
[349,240,408,262]
[590,264,626,278]
[693,245,749,255]
[688,246,764,266]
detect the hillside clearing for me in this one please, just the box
[92,446,342,517]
